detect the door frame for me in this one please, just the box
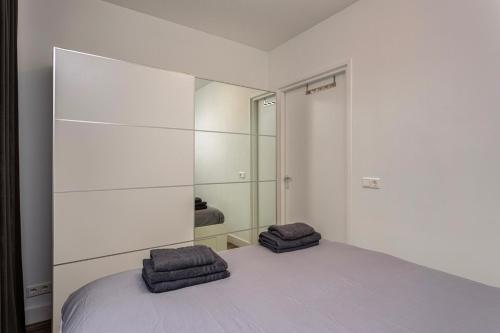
[249,92,278,242]
[276,59,353,243]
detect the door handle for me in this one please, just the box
[284,176,292,189]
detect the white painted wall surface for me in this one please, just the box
[258,136,277,181]
[258,97,277,136]
[195,82,263,134]
[195,132,251,184]
[270,0,500,287]
[18,0,268,323]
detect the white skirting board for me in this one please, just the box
[227,233,252,248]
[24,294,51,325]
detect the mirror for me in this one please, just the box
[193,79,277,251]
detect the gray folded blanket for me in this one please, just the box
[143,256,228,283]
[142,270,230,293]
[259,239,320,253]
[259,231,321,252]
[268,223,315,240]
[150,245,217,271]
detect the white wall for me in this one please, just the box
[270,0,500,287]
[18,0,268,323]
[195,82,263,134]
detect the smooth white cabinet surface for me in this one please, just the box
[55,48,194,129]
[54,120,193,192]
[54,186,194,264]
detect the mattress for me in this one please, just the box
[61,241,500,333]
[195,206,225,228]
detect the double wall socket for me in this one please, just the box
[362,177,381,189]
[26,282,52,298]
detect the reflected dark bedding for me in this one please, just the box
[194,206,225,227]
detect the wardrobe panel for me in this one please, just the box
[54,187,194,265]
[53,242,193,333]
[54,48,194,129]
[54,121,193,192]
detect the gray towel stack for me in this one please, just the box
[195,196,208,210]
[142,245,230,293]
[259,223,321,253]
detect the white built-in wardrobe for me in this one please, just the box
[52,48,198,331]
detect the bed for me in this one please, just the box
[194,206,228,251]
[61,240,500,333]
[195,206,225,228]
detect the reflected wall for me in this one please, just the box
[193,79,277,251]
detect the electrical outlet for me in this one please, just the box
[362,177,381,189]
[26,282,52,298]
[26,286,39,298]
[38,283,52,295]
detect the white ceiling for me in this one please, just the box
[102,0,359,51]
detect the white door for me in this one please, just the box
[284,73,347,242]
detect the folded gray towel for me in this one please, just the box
[259,239,320,253]
[142,270,230,293]
[268,223,315,240]
[150,245,216,271]
[195,201,207,208]
[259,231,321,251]
[143,256,227,283]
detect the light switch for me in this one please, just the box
[239,171,246,179]
[362,177,381,189]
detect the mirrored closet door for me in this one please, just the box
[194,79,277,251]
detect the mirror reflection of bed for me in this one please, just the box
[194,196,227,250]
[193,79,277,252]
